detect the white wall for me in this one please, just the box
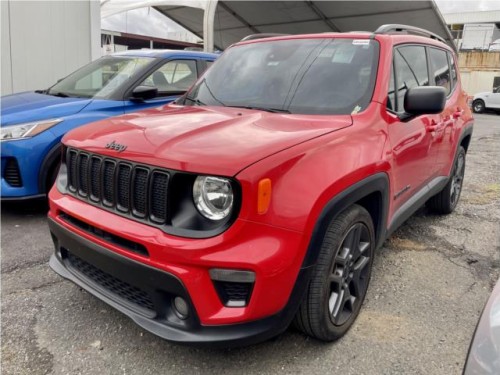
[458,52,500,95]
[1,0,101,96]
[1,1,13,95]
[460,70,500,95]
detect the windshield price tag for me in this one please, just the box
[352,40,370,46]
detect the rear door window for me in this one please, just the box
[429,48,451,96]
[447,51,458,91]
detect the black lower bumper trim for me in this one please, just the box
[1,193,45,201]
[48,217,312,347]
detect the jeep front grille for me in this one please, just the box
[66,148,170,225]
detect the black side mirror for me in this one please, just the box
[404,86,446,116]
[131,86,158,101]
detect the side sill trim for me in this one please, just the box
[387,176,448,236]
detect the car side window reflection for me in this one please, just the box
[141,60,198,96]
[447,52,458,90]
[394,46,428,113]
[429,48,451,96]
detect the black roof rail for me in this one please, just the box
[374,24,447,45]
[240,33,289,42]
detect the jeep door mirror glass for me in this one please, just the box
[404,86,446,115]
[131,85,158,101]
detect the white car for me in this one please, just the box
[464,277,500,374]
[489,39,500,51]
[472,87,500,114]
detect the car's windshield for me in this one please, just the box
[47,56,154,99]
[182,38,379,115]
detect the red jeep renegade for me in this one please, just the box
[48,25,473,346]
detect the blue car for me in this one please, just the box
[1,49,217,200]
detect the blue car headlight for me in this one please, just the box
[1,119,62,141]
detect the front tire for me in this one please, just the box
[45,160,61,194]
[473,100,485,113]
[427,146,466,214]
[294,204,375,341]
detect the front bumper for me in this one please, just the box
[48,190,312,346]
[49,218,312,347]
[1,133,55,199]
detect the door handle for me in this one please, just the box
[426,120,444,133]
[453,109,464,119]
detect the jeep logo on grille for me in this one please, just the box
[105,140,127,153]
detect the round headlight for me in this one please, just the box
[193,176,234,221]
[56,162,68,193]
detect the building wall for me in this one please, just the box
[458,52,500,95]
[1,0,100,96]
[1,1,13,95]
[461,71,500,95]
[459,51,500,69]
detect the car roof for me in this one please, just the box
[111,49,219,59]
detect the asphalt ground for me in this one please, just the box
[1,113,499,375]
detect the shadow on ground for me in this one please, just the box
[1,198,49,217]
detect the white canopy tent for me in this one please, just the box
[101,0,455,52]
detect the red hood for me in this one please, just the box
[64,105,352,176]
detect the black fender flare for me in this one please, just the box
[442,123,473,180]
[301,172,390,269]
[458,123,473,154]
[38,142,62,194]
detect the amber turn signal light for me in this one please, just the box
[257,178,272,214]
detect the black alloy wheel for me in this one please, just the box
[449,150,465,208]
[328,223,371,326]
[427,146,466,214]
[294,204,375,341]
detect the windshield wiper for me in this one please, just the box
[184,96,206,106]
[226,105,291,113]
[48,91,70,98]
[35,89,48,94]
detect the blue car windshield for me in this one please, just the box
[47,56,154,99]
[183,38,379,115]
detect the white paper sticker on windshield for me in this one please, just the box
[332,44,356,64]
[352,39,370,45]
[351,105,362,114]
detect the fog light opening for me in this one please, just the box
[172,296,189,320]
[210,268,256,308]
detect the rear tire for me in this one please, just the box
[294,204,375,341]
[472,100,485,113]
[427,146,466,214]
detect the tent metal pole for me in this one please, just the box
[203,0,218,52]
